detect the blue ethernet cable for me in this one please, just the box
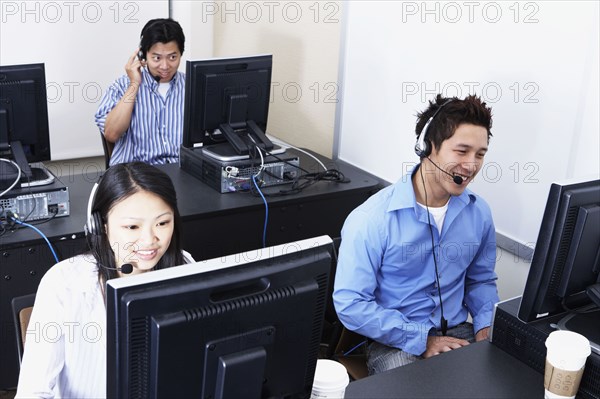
[252,174,269,248]
[10,215,60,263]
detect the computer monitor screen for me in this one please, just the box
[182,55,274,156]
[518,178,600,323]
[0,63,51,181]
[106,235,333,398]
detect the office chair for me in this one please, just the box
[100,131,114,169]
[11,293,36,366]
[333,327,369,381]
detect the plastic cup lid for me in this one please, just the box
[545,330,591,358]
[313,359,350,389]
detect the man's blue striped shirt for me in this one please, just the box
[95,68,185,166]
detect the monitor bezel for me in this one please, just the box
[518,178,600,322]
[0,62,51,164]
[106,235,333,398]
[181,55,273,152]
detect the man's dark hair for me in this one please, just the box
[139,18,185,59]
[415,94,493,154]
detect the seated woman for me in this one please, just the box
[16,162,195,398]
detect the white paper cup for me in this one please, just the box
[311,359,350,399]
[544,330,591,399]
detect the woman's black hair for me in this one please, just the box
[86,162,186,282]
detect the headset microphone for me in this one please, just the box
[99,263,134,274]
[452,175,464,185]
[120,263,134,274]
[427,157,464,185]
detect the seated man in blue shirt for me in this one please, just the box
[95,18,186,166]
[333,94,499,375]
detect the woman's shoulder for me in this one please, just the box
[40,253,98,287]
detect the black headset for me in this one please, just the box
[84,180,102,236]
[414,99,453,158]
[415,98,455,336]
[138,30,149,61]
[84,175,135,274]
[138,20,159,61]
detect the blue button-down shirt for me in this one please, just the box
[333,167,499,356]
[95,68,185,166]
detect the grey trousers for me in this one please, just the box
[366,322,476,375]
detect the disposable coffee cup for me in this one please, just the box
[544,330,591,399]
[311,359,350,399]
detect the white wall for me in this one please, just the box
[172,1,214,60]
[0,0,169,160]
[495,247,531,301]
[335,1,600,250]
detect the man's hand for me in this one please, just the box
[104,49,143,143]
[475,327,490,342]
[125,48,144,86]
[422,335,470,359]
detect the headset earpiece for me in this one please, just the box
[84,181,102,236]
[414,120,433,158]
[415,99,453,158]
[88,211,103,236]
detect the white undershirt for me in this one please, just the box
[157,82,170,98]
[418,200,450,233]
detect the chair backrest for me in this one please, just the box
[11,293,36,365]
[100,131,115,169]
[334,327,369,380]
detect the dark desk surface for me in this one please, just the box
[166,150,381,219]
[345,341,544,398]
[0,149,380,251]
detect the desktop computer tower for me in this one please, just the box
[0,166,69,221]
[180,145,300,193]
[491,297,600,398]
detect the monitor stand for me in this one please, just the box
[202,142,286,163]
[557,307,600,355]
[0,140,33,189]
[20,163,55,187]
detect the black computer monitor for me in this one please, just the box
[106,235,333,398]
[182,55,274,156]
[0,63,51,183]
[518,178,600,324]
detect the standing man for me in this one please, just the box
[333,94,500,375]
[95,18,185,166]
